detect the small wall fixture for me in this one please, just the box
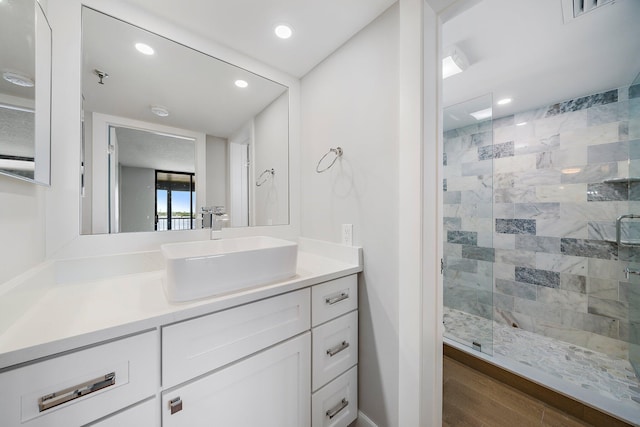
[316,147,343,173]
[94,69,108,85]
[2,71,34,87]
[256,168,274,186]
[150,105,169,117]
[442,45,469,79]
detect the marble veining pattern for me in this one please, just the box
[495,218,536,235]
[443,307,640,410]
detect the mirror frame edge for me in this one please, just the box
[48,0,300,260]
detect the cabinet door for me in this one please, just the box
[162,333,310,427]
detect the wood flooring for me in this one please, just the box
[443,356,595,427]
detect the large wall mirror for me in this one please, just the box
[0,0,52,185]
[80,7,289,235]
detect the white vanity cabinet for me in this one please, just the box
[311,275,359,427]
[0,257,361,427]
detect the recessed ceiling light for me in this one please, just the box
[235,79,248,88]
[150,105,169,117]
[135,43,154,55]
[497,98,512,105]
[2,71,34,87]
[516,121,528,126]
[470,107,492,121]
[274,24,293,39]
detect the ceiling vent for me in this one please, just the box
[561,0,614,23]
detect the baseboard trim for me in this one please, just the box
[444,343,633,427]
[355,410,378,427]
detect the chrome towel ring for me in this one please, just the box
[256,168,274,186]
[316,147,343,173]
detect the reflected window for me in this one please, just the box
[155,171,195,231]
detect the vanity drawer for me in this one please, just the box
[312,311,358,391]
[312,366,358,427]
[87,398,158,426]
[311,275,357,327]
[0,331,158,427]
[162,288,310,388]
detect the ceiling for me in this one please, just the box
[443,0,640,130]
[117,0,397,78]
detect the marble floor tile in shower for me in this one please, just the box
[443,307,640,409]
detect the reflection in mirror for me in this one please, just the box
[80,7,289,234]
[0,0,51,185]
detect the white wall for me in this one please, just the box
[0,178,46,284]
[300,5,400,426]
[205,135,228,211]
[254,93,289,226]
[119,166,155,233]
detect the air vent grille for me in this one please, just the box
[573,0,614,18]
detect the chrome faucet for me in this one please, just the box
[202,206,228,231]
[211,206,228,231]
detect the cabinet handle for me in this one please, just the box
[38,372,116,412]
[169,397,183,415]
[326,340,350,357]
[326,398,349,419]
[325,292,349,305]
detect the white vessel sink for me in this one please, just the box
[161,236,298,302]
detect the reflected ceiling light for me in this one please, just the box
[235,79,248,88]
[135,43,154,55]
[562,168,581,174]
[442,45,468,79]
[274,24,293,39]
[470,107,492,121]
[516,121,528,126]
[150,105,169,117]
[2,71,34,87]
[497,98,512,105]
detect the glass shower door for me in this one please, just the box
[442,94,494,355]
[627,72,640,377]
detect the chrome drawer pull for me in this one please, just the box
[326,340,350,357]
[169,397,183,415]
[326,398,349,419]
[38,372,116,412]
[325,292,348,305]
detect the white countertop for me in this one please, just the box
[0,240,362,370]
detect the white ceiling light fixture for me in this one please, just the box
[2,71,34,87]
[516,121,528,126]
[135,42,154,55]
[234,79,248,88]
[470,107,492,121]
[274,24,293,39]
[150,105,169,117]
[442,45,469,79]
[497,98,512,105]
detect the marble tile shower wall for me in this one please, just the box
[444,85,640,359]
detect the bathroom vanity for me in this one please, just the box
[0,238,361,427]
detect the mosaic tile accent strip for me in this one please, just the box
[515,267,560,288]
[495,219,536,235]
[561,238,617,260]
[447,230,478,245]
[546,89,618,116]
[443,307,640,413]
